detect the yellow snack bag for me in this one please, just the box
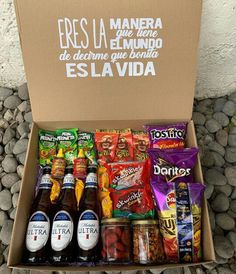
[75,178,84,207]
[50,178,62,203]
[100,190,113,219]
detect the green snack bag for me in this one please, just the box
[39,130,57,166]
[78,132,97,164]
[56,128,78,164]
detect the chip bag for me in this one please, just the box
[114,128,133,162]
[148,147,198,183]
[95,129,119,164]
[132,130,149,161]
[145,123,187,149]
[57,128,78,164]
[39,130,57,166]
[151,181,205,263]
[78,132,97,164]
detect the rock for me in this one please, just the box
[205,184,214,199]
[11,180,21,194]
[216,267,235,274]
[222,101,236,116]
[3,245,9,262]
[1,173,20,188]
[214,97,227,112]
[17,101,31,113]
[211,193,230,212]
[12,269,30,274]
[228,133,236,147]
[2,155,18,173]
[0,211,8,227]
[225,147,236,163]
[0,189,12,211]
[231,187,236,199]
[0,263,11,274]
[15,111,24,123]
[3,109,14,122]
[225,166,236,186]
[9,208,17,220]
[230,199,236,212]
[215,184,232,197]
[208,141,225,156]
[214,235,234,258]
[0,254,3,265]
[17,165,24,178]
[230,264,236,273]
[215,253,228,264]
[205,119,221,133]
[18,83,29,100]
[205,169,227,185]
[215,213,235,230]
[13,138,29,155]
[4,95,22,109]
[228,209,236,218]
[4,138,16,154]
[0,145,3,155]
[211,152,225,167]
[213,112,229,127]
[229,91,236,103]
[24,111,32,123]
[12,193,19,208]
[192,112,206,125]
[226,231,236,251]
[0,118,9,129]
[3,127,15,145]
[0,88,13,101]
[163,268,183,274]
[17,152,27,165]
[202,151,215,167]
[214,225,224,236]
[0,219,13,245]
[17,122,30,136]
[202,263,217,270]
[216,129,228,147]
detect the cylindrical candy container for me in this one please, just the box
[101,218,131,263]
[132,220,165,264]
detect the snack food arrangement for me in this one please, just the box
[24,123,205,266]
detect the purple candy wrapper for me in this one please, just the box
[145,123,187,149]
[148,147,198,183]
[151,181,205,263]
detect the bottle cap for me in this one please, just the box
[78,148,85,158]
[57,148,64,158]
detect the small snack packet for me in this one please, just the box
[145,123,187,149]
[75,178,85,208]
[78,132,97,164]
[132,130,149,161]
[148,147,198,183]
[114,128,133,162]
[95,129,119,164]
[57,128,78,164]
[151,181,205,263]
[50,178,62,204]
[39,130,57,166]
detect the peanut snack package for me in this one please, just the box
[39,130,57,166]
[114,128,133,162]
[148,147,198,183]
[132,130,149,161]
[145,123,187,149]
[78,132,97,164]
[151,181,205,263]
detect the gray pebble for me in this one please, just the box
[215,184,232,197]
[229,91,236,103]
[163,268,183,274]
[229,126,236,134]
[17,165,24,178]
[2,243,9,261]
[0,263,11,274]
[17,101,31,113]
[228,209,236,219]
[213,112,229,127]
[11,180,21,194]
[4,95,22,109]
[208,141,225,156]
[3,127,15,145]
[17,152,27,165]
[231,186,236,199]
[230,199,236,212]
[222,101,236,116]
[225,147,236,163]
[0,219,13,245]
[205,119,221,133]
[12,193,19,208]
[13,138,29,155]
[10,207,17,220]
[3,109,14,122]
[0,254,3,265]
[4,138,16,154]
[205,169,227,185]
[2,155,18,173]
[230,264,236,273]
[0,88,13,101]
[216,129,228,147]
[1,173,20,188]
[225,166,236,186]
[216,267,235,274]
[215,253,228,264]
[0,145,3,155]
[18,83,29,100]
[214,98,227,112]
[17,122,30,136]
[0,118,9,129]
[0,211,8,227]
[202,151,215,167]
[214,235,234,258]
[226,231,236,251]
[211,193,229,212]
[24,111,32,123]
[215,213,235,230]
[228,133,236,147]
[192,112,206,125]
[15,111,24,123]
[205,184,214,199]
[211,152,225,167]
[214,225,224,236]
[0,189,12,211]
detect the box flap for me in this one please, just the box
[15,0,202,122]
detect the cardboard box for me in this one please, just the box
[8,0,215,271]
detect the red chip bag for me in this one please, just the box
[133,131,149,161]
[114,129,133,162]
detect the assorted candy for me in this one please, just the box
[37,123,205,265]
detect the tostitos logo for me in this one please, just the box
[166,191,176,209]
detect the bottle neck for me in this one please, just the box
[39,173,52,190]
[62,173,75,189]
[85,172,98,189]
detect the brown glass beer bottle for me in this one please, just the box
[77,165,100,262]
[50,166,77,265]
[24,166,52,264]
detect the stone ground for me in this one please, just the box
[0,84,236,274]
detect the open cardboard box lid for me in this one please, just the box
[14,0,202,123]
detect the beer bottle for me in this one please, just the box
[50,166,77,265]
[24,166,52,264]
[77,165,100,262]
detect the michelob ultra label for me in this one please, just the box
[51,210,74,251]
[26,211,50,252]
[77,210,99,250]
